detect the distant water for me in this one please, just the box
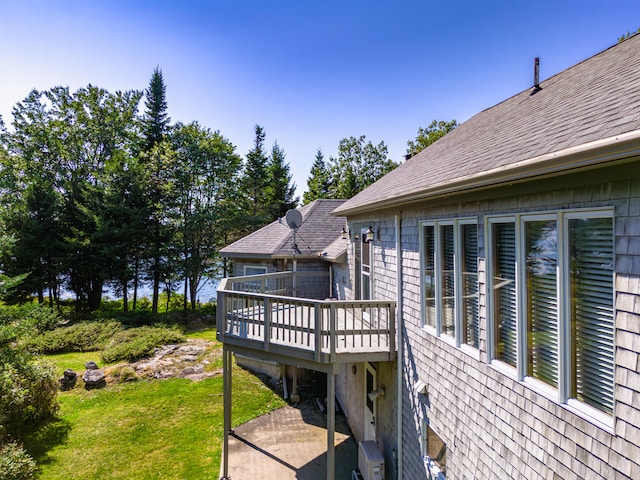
[62,278,220,304]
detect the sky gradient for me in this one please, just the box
[2,1,639,199]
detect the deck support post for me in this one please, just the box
[327,370,336,480]
[221,347,232,480]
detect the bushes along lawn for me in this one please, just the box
[22,335,285,480]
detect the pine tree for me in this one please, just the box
[239,125,271,231]
[302,148,330,205]
[142,67,171,150]
[140,67,173,315]
[265,142,298,220]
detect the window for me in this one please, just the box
[490,220,517,367]
[524,216,558,388]
[488,210,614,418]
[422,420,446,479]
[566,215,614,415]
[421,219,479,348]
[244,265,267,276]
[361,229,372,301]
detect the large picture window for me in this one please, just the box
[421,219,478,348]
[566,215,614,415]
[490,220,517,367]
[524,217,558,388]
[488,209,614,419]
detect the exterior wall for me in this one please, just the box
[336,215,400,478]
[392,163,640,479]
[230,258,333,299]
[229,259,279,277]
[335,161,640,479]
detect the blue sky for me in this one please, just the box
[1,1,639,199]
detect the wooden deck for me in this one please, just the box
[217,273,396,367]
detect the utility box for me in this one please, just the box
[358,441,384,480]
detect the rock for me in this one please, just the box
[178,365,204,378]
[83,369,106,389]
[179,354,198,362]
[59,369,77,390]
[85,361,99,370]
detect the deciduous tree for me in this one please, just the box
[327,135,397,199]
[406,119,458,157]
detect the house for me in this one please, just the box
[218,35,640,480]
[218,198,351,378]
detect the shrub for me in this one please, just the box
[101,325,185,364]
[20,320,122,354]
[0,348,58,439]
[106,365,138,383]
[0,442,36,480]
[0,304,61,347]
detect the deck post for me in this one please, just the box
[326,370,335,480]
[389,303,396,360]
[314,303,321,362]
[216,290,225,341]
[263,297,271,352]
[329,303,337,363]
[221,347,232,480]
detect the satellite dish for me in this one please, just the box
[285,209,303,231]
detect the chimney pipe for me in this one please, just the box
[530,57,542,96]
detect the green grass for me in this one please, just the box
[185,328,218,342]
[25,333,286,480]
[45,351,114,377]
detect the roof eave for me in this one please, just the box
[334,129,640,216]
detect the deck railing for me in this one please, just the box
[217,272,396,364]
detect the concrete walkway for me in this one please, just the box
[221,402,358,479]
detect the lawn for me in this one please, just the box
[25,331,285,480]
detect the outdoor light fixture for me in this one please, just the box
[367,386,385,401]
[364,225,375,243]
[341,226,348,240]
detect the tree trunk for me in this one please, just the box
[189,276,198,311]
[122,282,129,312]
[183,278,188,311]
[133,259,139,311]
[87,281,103,311]
[152,267,160,316]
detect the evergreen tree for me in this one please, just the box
[142,67,171,150]
[302,148,330,205]
[140,67,173,315]
[265,142,298,220]
[240,124,270,230]
[1,85,142,311]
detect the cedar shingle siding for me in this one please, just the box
[336,35,640,479]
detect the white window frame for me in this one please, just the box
[486,208,615,428]
[421,419,447,479]
[420,218,479,349]
[243,265,268,276]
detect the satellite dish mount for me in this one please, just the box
[285,209,303,255]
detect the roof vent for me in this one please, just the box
[530,57,542,96]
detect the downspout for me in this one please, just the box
[330,265,334,298]
[395,213,403,480]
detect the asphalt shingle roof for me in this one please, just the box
[220,199,347,261]
[334,35,640,215]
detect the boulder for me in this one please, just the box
[85,361,99,370]
[83,368,106,389]
[59,369,77,390]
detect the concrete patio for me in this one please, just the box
[220,402,358,479]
